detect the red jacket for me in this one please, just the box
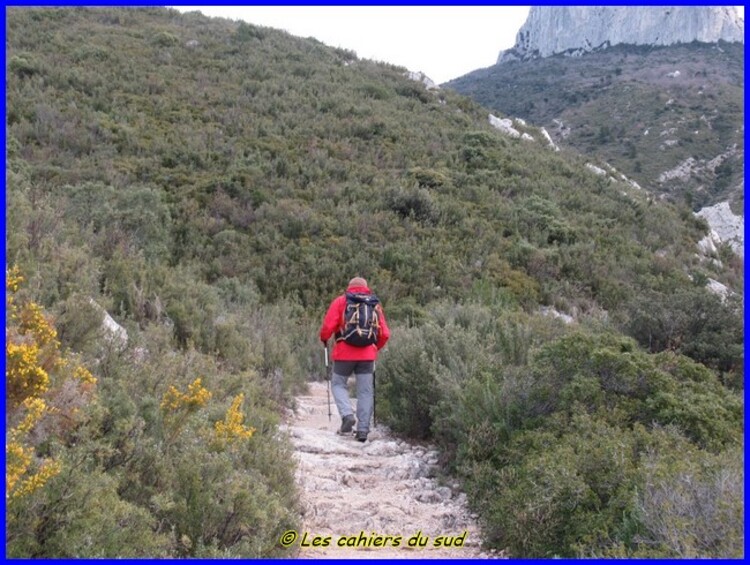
[320,285,390,361]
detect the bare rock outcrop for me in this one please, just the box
[499,7,744,63]
[696,201,744,258]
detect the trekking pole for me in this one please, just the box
[372,365,376,429]
[324,345,332,422]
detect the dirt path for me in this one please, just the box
[282,381,498,559]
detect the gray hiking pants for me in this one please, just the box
[331,360,374,433]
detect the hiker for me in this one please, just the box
[320,276,390,442]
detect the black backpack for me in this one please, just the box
[336,292,381,347]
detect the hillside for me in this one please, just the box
[5,7,744,558]
[446,42,744,214]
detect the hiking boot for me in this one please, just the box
[339,414,355,434]
[355,431,368,443]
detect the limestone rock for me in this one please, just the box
[696,201,744,258]
[498,7,744,63]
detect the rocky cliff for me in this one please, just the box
[498,6,744,63]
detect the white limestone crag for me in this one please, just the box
[695,201,744,258]
[540,128,560,151]
[489,114,520,138]
[489,114,537,143]
[88,298,128,348]
[697,230,720,256]
[586,163,607,176]
[539,306,575,325]
[706,278,734,301]
[498,6,744,63]
[406,70,439,90]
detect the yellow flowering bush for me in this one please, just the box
[5,265,97,502]
[9,459,62,500]
[14,301,59,347]
[14,397,48,435]
[160,378,212,412]
[160,378,213,446]
[6,342,50,406]
[214,393,256,446]
[6,265,58,407]
[6,442,33,496]
[73,365,98,386]
[6,398,61,499]
[6,264,23,293]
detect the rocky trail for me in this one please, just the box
[282,380,499,559]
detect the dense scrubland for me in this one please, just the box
[447,42,745,212]
[5,7,743,557]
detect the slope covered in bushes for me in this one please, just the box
[376,301,742,556]
[446,42,745,212]
[5,7,743,557]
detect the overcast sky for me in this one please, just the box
[170,6,532,84]
[170,6,745,85]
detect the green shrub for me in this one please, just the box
[377,327,442,439]
[630,430,743,558]
[408,166,448,188]
[646,379,743,450]
[159,442,297,557]
[152,31,178,47]
[527,333,742,447]
[7,463,173,558]
[623,287,743,379]
[5,7,743,558]
[425,328,744,557]
[55,293,106,353]
[385,185,438,224]
[9,54,40,78]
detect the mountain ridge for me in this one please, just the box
[446,41,744,250]
[5,7,744,559]
[498,6,744,63]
